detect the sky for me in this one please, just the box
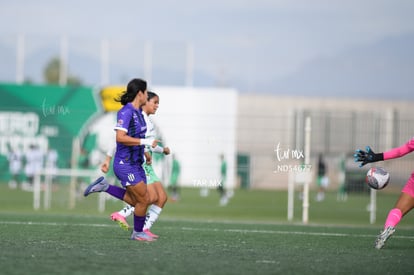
[1,0,414,99]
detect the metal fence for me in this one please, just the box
[236,104,414,192]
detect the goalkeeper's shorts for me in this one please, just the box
[402,172,414,198]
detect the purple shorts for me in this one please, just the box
[113,162,147,187]
[402,171,414,198]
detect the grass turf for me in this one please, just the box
[1,184,414,274]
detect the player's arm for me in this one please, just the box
[144,151,152,165]
[116,130,158,147]
[151,144,170,155]
[101,144,115,173]
[101,155,112,173]
[355,139,414,167]
[382,139,414,160]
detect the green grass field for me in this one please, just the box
[1,184,414,274]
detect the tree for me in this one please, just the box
[43,57,82,85]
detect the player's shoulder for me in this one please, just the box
[119,103,133,112]
[117,104,135,119]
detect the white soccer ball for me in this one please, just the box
[366,167,390,190]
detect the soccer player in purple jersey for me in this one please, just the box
[101,91,170,238]
[355,136,414,249]
[84,78,157,242]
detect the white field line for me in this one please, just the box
[1,220,414,240]
[179,226,414,239]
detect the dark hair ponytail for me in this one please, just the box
[116,78,147,105]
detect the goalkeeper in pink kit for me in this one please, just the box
[354,137,414,249]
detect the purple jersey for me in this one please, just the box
[113,103,147,165]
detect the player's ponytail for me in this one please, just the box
[116,78,147,105]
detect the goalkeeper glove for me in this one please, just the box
[354,146,384,167]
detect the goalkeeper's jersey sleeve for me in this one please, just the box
[383,137,414,160]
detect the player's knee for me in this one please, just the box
[149,193,158,204]
[142,194,151,206]
[158,191,168,205]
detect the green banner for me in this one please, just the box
[0,83,100,182]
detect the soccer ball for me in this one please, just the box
[366,167,390,190]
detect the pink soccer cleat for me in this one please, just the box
[143,229,159,239]
[110,212,130,231]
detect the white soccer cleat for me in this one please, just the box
[130,231,155,242]
[375,226,395,249]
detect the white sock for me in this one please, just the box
[143,204,163,230]
[118,204,134,218]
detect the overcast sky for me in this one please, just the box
[1,0,414,99]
